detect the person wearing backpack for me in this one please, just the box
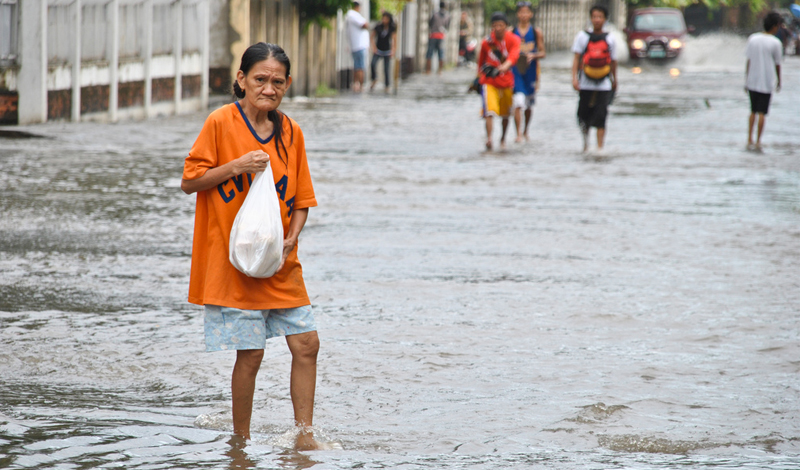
[571,5,617,153]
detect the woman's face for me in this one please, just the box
[236,57,292,113]
[382,14,390,25]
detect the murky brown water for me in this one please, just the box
[1,34,799,468]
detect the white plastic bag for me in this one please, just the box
[228,166,284,278]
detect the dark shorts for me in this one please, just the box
[748,90,771,115]
[577,90,610,130]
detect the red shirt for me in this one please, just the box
[478,30,521,89]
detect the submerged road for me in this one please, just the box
[1,38,799,469]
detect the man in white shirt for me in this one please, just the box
[571,5,617,153]
[745,11,783,151]
[346,2,370,92]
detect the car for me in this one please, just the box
[624,8,688,61]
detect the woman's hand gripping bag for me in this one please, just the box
[229,165,284,278]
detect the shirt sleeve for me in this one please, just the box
[773,39,782,66]
[292,124,318,211]
[478,40,488,68]
[571,32,586,54]
[745,36,753,60]
[609,34,618,61]
[183,113,221,181]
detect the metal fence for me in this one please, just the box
[0,0,18,64]
[44,0,203,64]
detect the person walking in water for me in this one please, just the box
[571,5,617,153]
[426,2,451,74]
[346,1,370,92]
[745,11,783,151]
[370,11,397,93]
[512,1,546,143]
[459,10,474,65]
[181,43,321,450]
[477,12,521,150]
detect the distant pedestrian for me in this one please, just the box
[346,1,370,92]
[571,5,617,153]
[181,42,321,450]
[478,12,521,150]
[746,11,783,151]
[370,11,397,93]
[426,1,451,74]
[459,11,474,65]
[774,21,790,55]
[512,1,546,143]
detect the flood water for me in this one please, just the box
[1,34,799,469]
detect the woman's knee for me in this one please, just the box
[288,332,320,360]
[236,349,264,371]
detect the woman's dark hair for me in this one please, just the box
[233,42,293,167]
[381,11,394,28]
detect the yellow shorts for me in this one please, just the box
[481,84,513,118]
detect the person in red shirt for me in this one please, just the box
[477,12,521,150]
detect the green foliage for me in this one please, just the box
[484,0,539,26]
[375,0,408,15]
[299,0,408,31]
[299,0,353,29]
[370,0,380,20]
[315,83,338,97]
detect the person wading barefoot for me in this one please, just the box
[571,5,617,153]
[477,12,521,151]
[181,42,322,451]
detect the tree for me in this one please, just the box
[299,0,353,29]
[484,0,535,24]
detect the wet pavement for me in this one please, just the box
[1,34,799,469]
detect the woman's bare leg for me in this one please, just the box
[286,331,320,449]
[232,349,264,439]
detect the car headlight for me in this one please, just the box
[632,39,645,50]
[669,39,682,49]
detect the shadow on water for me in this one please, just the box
[612,101,684,117]
[0,129,48,139]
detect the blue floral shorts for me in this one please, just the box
[204,304,316,352]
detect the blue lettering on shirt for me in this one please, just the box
[275,175,288,201]
[217,173,295,217]
[217,174,252,203]
[286,196,295,218]
[217,180,235,203]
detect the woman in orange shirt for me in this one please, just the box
[181,43,320,450]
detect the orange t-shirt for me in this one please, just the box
[183,102,317,310]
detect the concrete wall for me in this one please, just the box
[536,0,626,52]
[3,0,210,125]
[1,0,490,124]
